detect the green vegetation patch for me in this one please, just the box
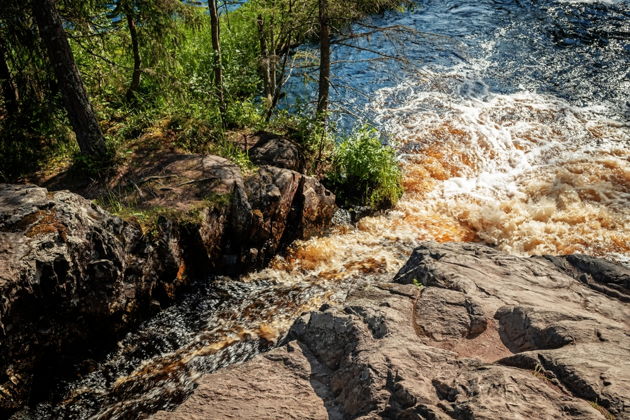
[325,126,403,210]
[96,191,232,236]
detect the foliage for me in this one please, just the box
[326,126,403,210]
[412,278,424,289]
[0,0,408,181]
[268,109,335,175]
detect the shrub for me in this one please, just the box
[326,126,403,210]
[268,110,335,176]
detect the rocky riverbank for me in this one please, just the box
[154,242,630,419]
[2,131,629,418]
[0,134,336,414]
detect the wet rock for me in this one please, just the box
[249,131,303,172]
[161,242,629,419]
[0,184,178,412]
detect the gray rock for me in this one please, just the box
[249,132,303,172]
[159,242,629,419]
[0,184,178,411]
[543,254,630,302]
[415,288,487,341]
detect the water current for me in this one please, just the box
[16,0,629,418]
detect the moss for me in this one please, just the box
[6,210,69,241]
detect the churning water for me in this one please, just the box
[17,0,629,418]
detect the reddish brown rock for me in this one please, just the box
[152,343,333,420]
[0,155,336,412]
[109,153,336,273]
[157,242,629,420]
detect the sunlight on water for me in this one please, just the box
[255,89,629,288]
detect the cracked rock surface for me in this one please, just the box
[154,242,629,419]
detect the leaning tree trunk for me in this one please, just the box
[125,11,141,102]
[0,38,18,117]
[208,0,226,123]
[316,0,330,120]
[32,0,107,159]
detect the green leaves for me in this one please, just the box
[326,126,403,210]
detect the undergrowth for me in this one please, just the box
[325,126,403,210]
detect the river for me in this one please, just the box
[16,0,629,418]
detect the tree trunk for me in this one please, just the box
[32,0,107,159]
[208,0,226,123]
[0,38,19,117]
[268,14,277,102]
[316,0,330,120]
[125,11,141,102]
[257,14,273,105]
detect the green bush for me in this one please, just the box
[326,126,403,210]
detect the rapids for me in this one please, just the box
[15,0,629,418]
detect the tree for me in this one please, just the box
[0,38,18,116]
[208,0,226,123]
[257,13,275,107]
[253,0,301,121]
[122,2,142,101]
[316,0,330,120]
[31,0,107,159]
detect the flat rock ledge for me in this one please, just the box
[154,242,630,420]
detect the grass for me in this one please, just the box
[96,191,233,235]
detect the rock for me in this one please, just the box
[0,184,179,412]
[110,153,254,276]
[152,343,334,420]
[109,153,335,273]
[296,176,337,240]
[543,254,630,302]
[249,131,303,172]
[0,161,336,412]
[160,242,629,419]
[245,166,302,266]
[415,288,487,341]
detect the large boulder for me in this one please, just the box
[245,166,336,266]
[110,154,254,275]
[0,184,180,412]
[248,131,303,172]
[157,242,629,419]
[109,152,335,273]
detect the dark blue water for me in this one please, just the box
[284,0,630,127]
